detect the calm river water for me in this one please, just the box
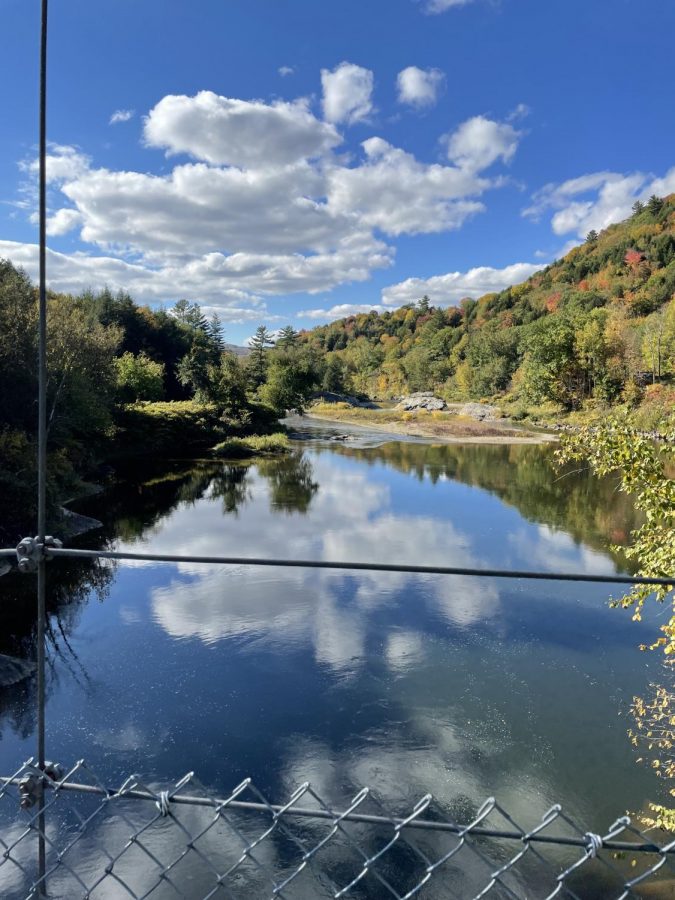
[0,422,665,896]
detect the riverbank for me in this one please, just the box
[304,404,556,444]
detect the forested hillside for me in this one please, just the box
[299,194,675,421]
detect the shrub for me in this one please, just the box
[213,433,291,458]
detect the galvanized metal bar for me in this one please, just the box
[2,776,670,855]
[36,1,49,893]
[46,547,675,587]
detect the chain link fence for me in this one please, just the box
[2,758,675,899]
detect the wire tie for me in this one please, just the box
[584,832,603,858]
[156,791,171,817]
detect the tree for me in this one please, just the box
[176,331,217,399]
[259,349,320,413]
[585,229,599,244]
[322,356,348,393]
[558,422,675,828]
[276,325,299,349]
[648,194,664,216]
[206,352,248,414]
[248,325,274,387]
[172,299,208,333]
[632,200,645,215]
[521,315,583,408]
[114,352,165,402]
[418,295,431,313]
[208,313,225,351]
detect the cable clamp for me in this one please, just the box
[16,536,62,573]
[18,762,64,809]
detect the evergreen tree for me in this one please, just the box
[172,298,192,324]
[585,230,599,244]
[648,194,664,216]
[276,325,299,349]
[208,313,225,351]
[418,295,431,313]
[632,200,645,215]
[249,325,274,387]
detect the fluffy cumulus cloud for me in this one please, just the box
[144,91,341,167]
[321,62,374,125]
[109,108,135,125]
[22,143,90,184]
[524,167,675,238]
[382,261,544,307]
[326,136,489,236]
[4,88,524,317]
[396,66,445,108]
[445,115,521,172]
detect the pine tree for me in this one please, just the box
[249,324,274,387]
[277,325,299,349]
[648,194,664,216]
[632,200,645,215]
[208,313,225,351]
[585,229,599,244]
[418,295,431,313]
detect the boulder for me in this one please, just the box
[396,393,446,412]
[459,403,499,421]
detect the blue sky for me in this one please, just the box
[1,0,674,343]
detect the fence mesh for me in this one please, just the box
[2,759,675,899]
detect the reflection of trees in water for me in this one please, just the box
[0,555,114,738]
[0,450,319,737]
[255,454,319,514]
[210,464,252,514]
[324,441,639,566]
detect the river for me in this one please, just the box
[0,421,664,896]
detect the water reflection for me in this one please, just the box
[0,436,661,879]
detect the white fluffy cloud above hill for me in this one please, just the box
[5,84,524,317]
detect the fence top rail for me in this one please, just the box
[1,772,672,856]
[30,546,675,587]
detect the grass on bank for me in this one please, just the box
[306,402,532,438]
[212,433,291,458]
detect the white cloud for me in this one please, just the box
[278,65,295,77]
[144,90,341,167]
[524,166,675,238]
[327,136,489,236]
[109,108,135,125]
[382,261,544,306]
[445,115,521,172]
[21,143,90,184]
[298,303,388,321]
[321,62,374,125]
[5,94,524,312]
[507,102,531,122]
[396,66,445,108]
[45,208,82,236]
[0,239,269,320]
[424,0,475,12]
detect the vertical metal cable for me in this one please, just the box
[37,0,49,892]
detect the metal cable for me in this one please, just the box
[45,547,675,586]
[2,776,669,855]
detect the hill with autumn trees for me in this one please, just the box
[297,194,675,427]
